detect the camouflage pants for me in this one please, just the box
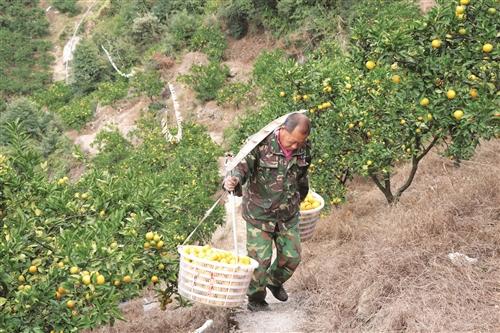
[246,219,302,301]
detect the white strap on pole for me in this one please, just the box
[230,192,238,258]
[65,0,97,83]
[101,45,135,78]
[161,82,183,144]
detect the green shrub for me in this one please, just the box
[178,62,230,102]
[33,82,73,112]
[91,127,133,171]
[0,2,52,98]
[130,70,163,100]
[148,102,166,113]
[231,0,499,205]
[0,98,59,145]
[160,32,184,55]
[190,24,228,60]
[0,116,224,332]
[72,41,109,94]
[51,0,80,16]
[131,13,162,46]
[55,95,97,129]
[216,82,252,107]
[94,80,129,106]
[168,10,200,44]
[252,49,292,98]
[217,0,254,38]
[94,36,140,73]
[0,121,42,178]
[0,99,63,157]
[152,0,207,22]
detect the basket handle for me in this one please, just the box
[229,191,239,258]
[182,193,225,246]
[225,154,239,258]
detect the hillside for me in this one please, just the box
[86,140,500,333]
[294,140,500,332]
[0,0,498,332]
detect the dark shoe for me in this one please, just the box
[247,299,270,312]
[267,284,288,302]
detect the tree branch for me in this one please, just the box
[416,135,439,162]
[391,134,438,202]
[370,174,384,191]
[394,154,419,201]
[370,173,394,203]
[340,168,350,185]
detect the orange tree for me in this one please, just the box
[342,0,498,203]
[230,0,498,204]
[229,47,355,204]
[0,115,223,332]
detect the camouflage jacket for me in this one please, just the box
[232,131,311,232]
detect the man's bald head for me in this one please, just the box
[279,113,311,151]
[283,113,311,136]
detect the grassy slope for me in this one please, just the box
[293,140,500,332]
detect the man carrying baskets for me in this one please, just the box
[224,113,312,311]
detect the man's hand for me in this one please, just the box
[224,176,239,192]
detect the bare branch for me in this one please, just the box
[395,154,418,201]
[417,136,440,162]
[370,174,394,203]
[340,168,350,185]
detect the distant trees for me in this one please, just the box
[0,1,52,98]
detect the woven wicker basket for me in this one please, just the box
[298,191,325,241]
[177,246,259,307]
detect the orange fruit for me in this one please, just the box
[453,110,464,120]
[96,275,105,285]
[420,98,430,106]
[469,88,478,98]
[82,275,91,285]
[365,61,376,70]
[482,43,493,53]
[431,39,442,49]
[455,6,465,15]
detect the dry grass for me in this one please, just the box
[89,293,232,333]
[293,140,500,332]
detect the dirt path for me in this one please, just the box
[231,294,305,333]
[65,97,149,154]
[419,0,436,13]
[43,0,94,82]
